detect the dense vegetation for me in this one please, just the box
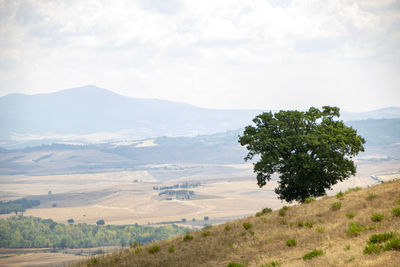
[158,190,195,199]
[0,216,189,248]
[0,198,40,214]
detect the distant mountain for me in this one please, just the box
[0,85,399,146]
[0,85,261,142]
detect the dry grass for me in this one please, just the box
[74,179,400,267]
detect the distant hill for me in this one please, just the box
[75,179,400,267]
[0,85,399,146]
[0,85,260,141]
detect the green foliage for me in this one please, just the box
[201,231,210,237]
[304,221,316,228]
[262,208,273,214]
[392,207,400,217]
[168,245,175,253]
[384,237,400,251]
[346,222,365,236]
[242,222,252,230]
[363,243,382,254]
[344,245,350,250]
[225,225,231,231]
[278,206,289,217]
[148,246,160,254]
[87,257,100,267]
[331,202,342,211]
[0,198,40,214]
[226,262,243,267]
[345,187,362,193]
[302,249,323,260]
[296,221,304,227]
[286,238,297,247]
[366,193,376,200]
[336,191,344,198]
[239,106,365,202]
[0,216,188,248]
[316,227,325,233]
[304,197,315,203]
[369,232,395,244]
[67,218,74,224]
[183,233,194,241]
[370,213,385,222]
[346,212,355,219]
[262,261,280,267]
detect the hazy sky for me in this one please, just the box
[0,0,399,111]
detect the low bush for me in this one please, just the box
[148,246,160,254]
[226,262,243,267]
[304,197,315,203]
[242,222,252,230]
[302,249,323,260]
[331,202,342,211]
[316,227,324,233]
[168,245,175,253]
[296,221,304,227]
[363,243,381,254]
[183,234,194,241]
[262,207,273,213]
[278,209,286,217]
[225,225,231,231]
[392,207,400,217]
[202,231,210,237]
[304,221,316,228]
[286,238,297,247]
[336,191,344,198]
[366,193,376,200]
[346,222,365,236]
[346,212,355,219]
[369,232,395,244]
[262,261,280,267]
[384,237,400,251]
[345,187,362,193]
[344,245,350,250]
[370,213,385,222]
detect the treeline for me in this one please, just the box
[0,198,40,214]
[0,216,189,249]
[153,182,201,191]
[159,190,195,199]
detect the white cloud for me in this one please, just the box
[0,0,399,112]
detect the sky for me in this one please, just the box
[0,0,399,112]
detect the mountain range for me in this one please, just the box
[1,85,399,148]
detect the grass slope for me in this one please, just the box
[76,179,400,267]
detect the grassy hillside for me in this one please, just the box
[75,179,400,267]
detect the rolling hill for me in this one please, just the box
[75,179,400,267]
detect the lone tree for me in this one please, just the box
[239,106,365,202]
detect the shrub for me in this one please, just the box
[296,221,304,227]
[304,197,315,203]
[67,218,74,224]
[346,222,365,236]
[202,231,210,237]
[168,245,175,253]
[331,202,341,211]
[278,209,286,216]
[336,191,344,198]
[256,211,263,217]
[397,199,400,205]
[242,222,252,230]
[384,237,400,251]
[366,193,376,200]
[286,238,297,247]
[363,243,382,254]
[302,249,323,260]
[346,212,355,219]
[225,225,231,231]
[344,245,350,250]
[262,261,280,267]
[135,247,142,254]
[130,241,141,248]
[148,246,160,254]
[392,207,400,217]
[183,233,194,241]
[316,227,324,233]
[304,221,316,228]
[370,213,385,222]
[226,262,243,267]
[262,207,273,213]
[346,187,362,193]
[369,232,395,244]
[281,206,290,211]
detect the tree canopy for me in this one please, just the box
[239,106,365,202]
